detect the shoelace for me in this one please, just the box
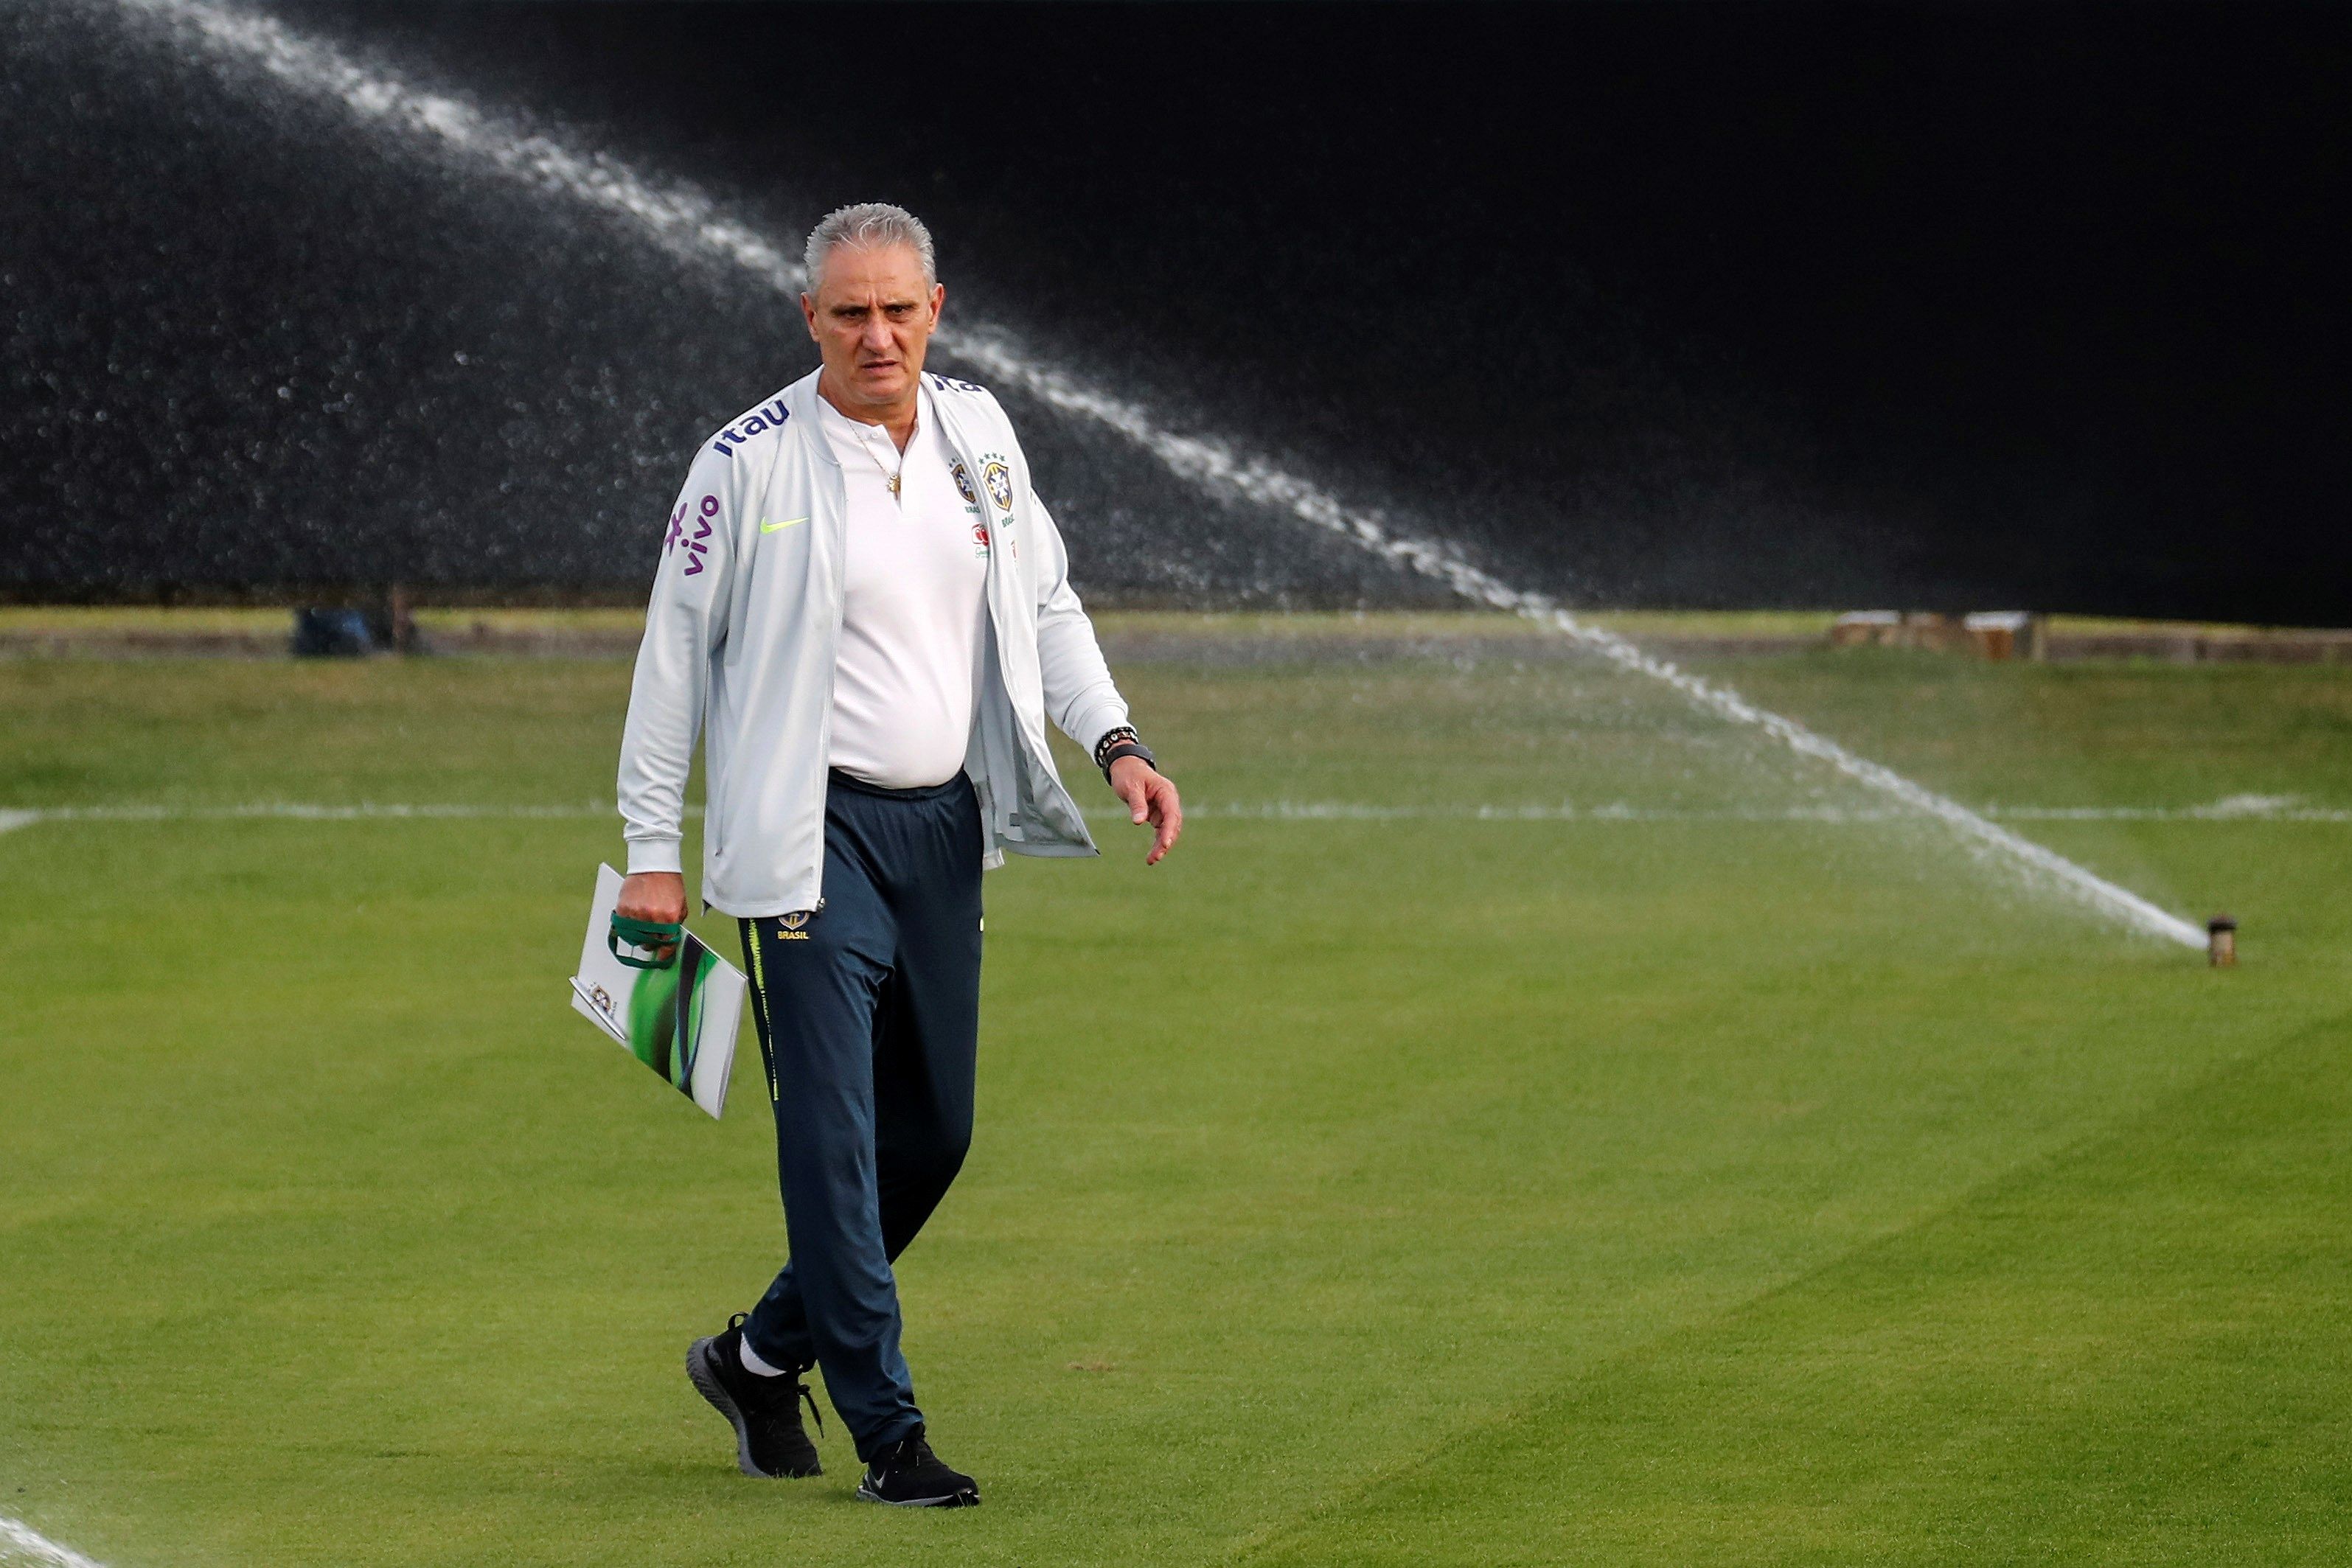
[727,1314,823,1436]
[790,1375,825,1438]
[876,1432,933,1473]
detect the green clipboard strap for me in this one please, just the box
[610,914,683,970]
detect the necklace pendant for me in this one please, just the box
[887,474,900,495]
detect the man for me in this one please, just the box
[613,202,1180,1508]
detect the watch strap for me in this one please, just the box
[1100,739,1157,783]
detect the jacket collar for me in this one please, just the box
[787,368,958,468]
[780,368,832,467]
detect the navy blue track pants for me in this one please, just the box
[736,769,983,1460]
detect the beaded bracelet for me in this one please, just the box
[1092,725,1141,770]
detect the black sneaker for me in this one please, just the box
[855,1425,980,1507]
[685,1314,824,1479]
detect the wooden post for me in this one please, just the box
[388,582,417,655]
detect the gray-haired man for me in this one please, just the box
[613,203,1181,1505]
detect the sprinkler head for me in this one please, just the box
[2207,913,2238,968]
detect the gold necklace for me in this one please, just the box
[860,425,903,496]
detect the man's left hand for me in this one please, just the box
[1110,756,1183,865]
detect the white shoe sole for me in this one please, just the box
[855,1480,981,1508]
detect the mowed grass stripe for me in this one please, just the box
[0,809,2257,1567]
[1232,1009,2352,1568]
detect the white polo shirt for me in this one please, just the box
[818,386,992,790]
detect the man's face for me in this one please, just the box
[801,243,944,412]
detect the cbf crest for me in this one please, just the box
[980,454,1015,513]
[950,459,978,511]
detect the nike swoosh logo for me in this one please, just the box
[760,516,807,533]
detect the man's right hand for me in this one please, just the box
[617,871,689,961]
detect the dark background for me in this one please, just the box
[4,1,2348,618]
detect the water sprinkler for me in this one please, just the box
[2207,914,2238,967]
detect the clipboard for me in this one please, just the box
[568,863,742,1119]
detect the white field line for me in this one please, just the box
[1161,799,2352,824]
[0,1516,108,1568]
[96,0,2207,947]
[6,801,618,826]
[5,798,2346,837]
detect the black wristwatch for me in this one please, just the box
[1095,725,1158,783]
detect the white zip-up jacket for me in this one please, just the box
[616,367,1132,916]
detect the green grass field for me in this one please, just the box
[2,631,2348,1566]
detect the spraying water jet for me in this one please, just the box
[86,0,2210,952]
